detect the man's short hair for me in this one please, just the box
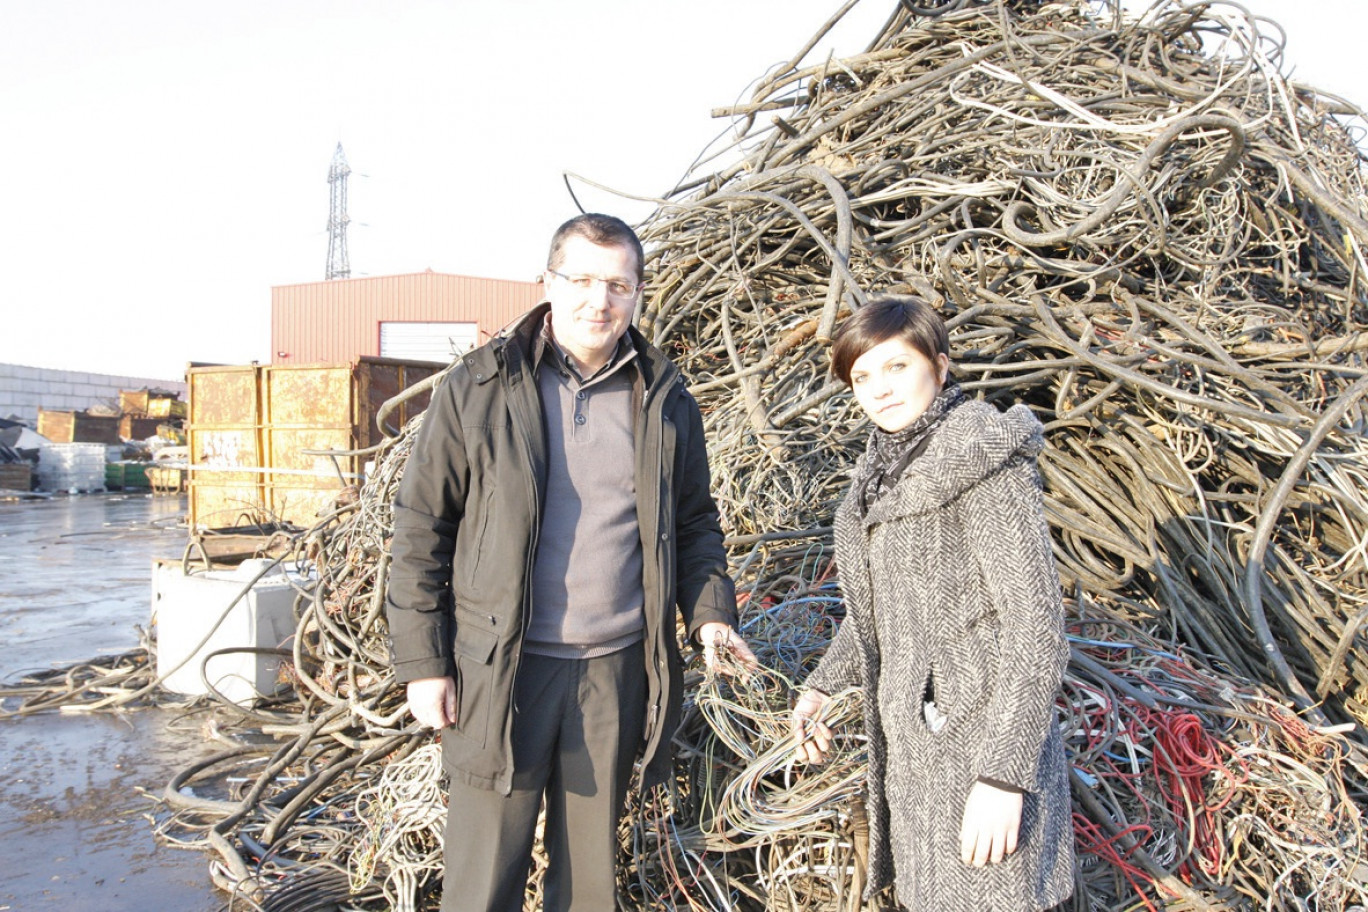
[547,213,645,281]
[830,295,950,386]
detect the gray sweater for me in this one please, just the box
[526,335,645,657]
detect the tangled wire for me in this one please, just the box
[637,0,1368,747]
[4,1,1368,909]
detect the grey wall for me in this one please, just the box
[0,362,187,427]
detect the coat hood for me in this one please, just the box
[855,399,1044,527]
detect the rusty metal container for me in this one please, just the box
[119,388,183,416]
[120,415,164,440]
[119,390,151,415]
[147,398,189,419]
[186,357,439,530]
[0,463,32,491]
[37,409,123,445]
[146,464,185,494]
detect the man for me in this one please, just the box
[385,213,755,912]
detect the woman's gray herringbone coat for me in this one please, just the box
[805,398,1075,911]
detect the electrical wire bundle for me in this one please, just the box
[629,543,1368,911]
[634,0,1368,769]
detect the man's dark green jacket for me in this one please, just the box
[385,303,738,794]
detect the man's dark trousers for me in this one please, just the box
[439,643,647,912]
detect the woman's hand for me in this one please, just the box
[790,689,833,764]
[959,780,1023,866]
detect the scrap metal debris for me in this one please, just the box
[637,0,1368,757]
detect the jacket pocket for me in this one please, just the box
[451,621,497,749]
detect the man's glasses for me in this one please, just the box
[546,268,640,299]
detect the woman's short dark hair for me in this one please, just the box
[547,213,645,281]
[830,295,950,386]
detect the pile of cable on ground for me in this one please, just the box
[637,0,1368,762]
[156,414,1366,910]
[145,509,1367,911]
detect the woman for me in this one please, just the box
[793,296,1074,910]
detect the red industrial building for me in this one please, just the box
[271,270,544,366]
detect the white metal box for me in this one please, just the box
[152,558,307,705]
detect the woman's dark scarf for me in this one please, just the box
[855,383,966,516]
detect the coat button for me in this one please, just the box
[575,414,586,425]
[661,531,669,541]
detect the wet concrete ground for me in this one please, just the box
[0,493,223,911]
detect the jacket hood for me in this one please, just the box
[856,399,1044,527]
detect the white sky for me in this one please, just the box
[0,0,1362,382]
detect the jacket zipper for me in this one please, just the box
[506,349,542,796]
[641,373,678,750]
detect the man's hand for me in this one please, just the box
[406,676,457,730]
[790,689,833,764]
[696,621,758,675]
[959,779,1023,866]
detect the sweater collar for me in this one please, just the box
[533,311,638,385]
[479,302,677,394]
